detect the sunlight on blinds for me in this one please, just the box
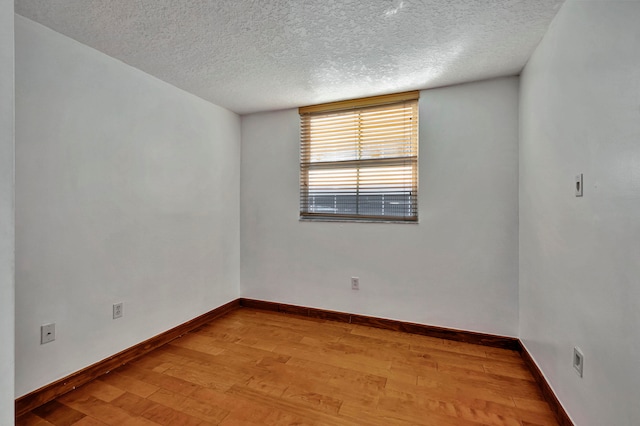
[300,91,418,221]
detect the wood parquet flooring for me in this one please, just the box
[17,308,559,425]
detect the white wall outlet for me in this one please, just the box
[573,347,584,377]
[41,323,55,344]
[113,302,123,319]
[575,173,583,197]
[351,277,360,290]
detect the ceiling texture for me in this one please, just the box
[16,0,564,114]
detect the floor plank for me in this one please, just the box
[17,308,559,425]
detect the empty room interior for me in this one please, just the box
[1,0,640,424]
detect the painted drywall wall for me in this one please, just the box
[15,16,241,396]
[0,0,15,421]
[519,1,640,424]
[241,77,519,336]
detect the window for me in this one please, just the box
[299,91,419,222]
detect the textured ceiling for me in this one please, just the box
[16,0,564,114]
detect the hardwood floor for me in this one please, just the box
[17,308,559,425]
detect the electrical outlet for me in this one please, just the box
[113,302,123,319]
[351,277,360,290]
[41,323,55,344]
[573,347,584,377]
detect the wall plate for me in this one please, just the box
[573,347,584,377]
[113,302,123,319]
[41,323,55,344]
[575,174,583,197]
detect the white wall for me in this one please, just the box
[519,1,640,424]
[241,77,519,336]
[0,0,15,421]
[15,16,241,397]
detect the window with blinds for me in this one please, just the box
[299,91,419,222]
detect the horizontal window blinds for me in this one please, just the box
[300,91,419,221]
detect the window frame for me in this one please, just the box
[299,91,419,223]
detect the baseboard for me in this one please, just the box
[518,342,574,426]
[239,298,520,350]
[15,298,241,417]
